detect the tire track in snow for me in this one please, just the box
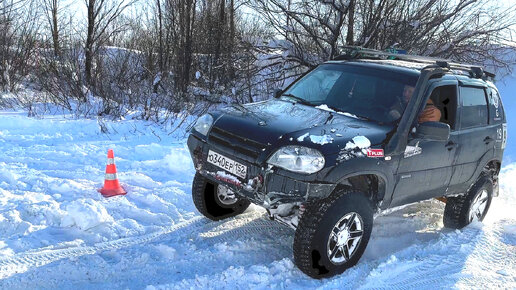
[0,211,286,280]
[195,215,291,244]
[358,222,516,289]
[0,217,204,280]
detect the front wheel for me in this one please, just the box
[192,173,250,221]
[293,190,374,278]
[443,176,493,229]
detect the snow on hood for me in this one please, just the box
[345,135,372,150]
[338,135,372,162]
[297,132,334,145]
[296,132,309,142]
[309,134,334,145]
[213,99,392,156]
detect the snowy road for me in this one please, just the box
[0,112,515,289]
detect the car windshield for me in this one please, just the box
[281,63,419,123]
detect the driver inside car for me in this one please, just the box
[418,98,441,123]
[389,85,441,123]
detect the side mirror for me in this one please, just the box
[415,122,450,142]
[273,88,282,98]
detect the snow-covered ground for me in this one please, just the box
[0,111,515,289]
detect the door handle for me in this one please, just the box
[484,136,494,144]
[445,141,458,150]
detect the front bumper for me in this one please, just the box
[187,134,336,207]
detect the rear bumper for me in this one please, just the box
[187,134,336,207]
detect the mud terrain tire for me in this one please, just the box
[192,173,250,221]
[293,190,374,278]
[443,176,493,229]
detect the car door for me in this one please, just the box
[390,81,459,207]
[448,84,495,192]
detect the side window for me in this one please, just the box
[488,88,504,123]
[459,86,488,129]
[428,85,457,130]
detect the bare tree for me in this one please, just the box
[84,0,135,86]
[0,0,39,92]
[346,0,354,45]
[251,0,352,67]
[213,0,225,71]
[250,0,516,73]
[156,0,164,73]
[41,0,61,57]
[161,0,197,93]
[5,0,515,127]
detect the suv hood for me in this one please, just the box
[210,99,393,155]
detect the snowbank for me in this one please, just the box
[60,199,114,230]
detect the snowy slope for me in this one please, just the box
[0,111,515,289]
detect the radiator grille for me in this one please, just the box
[208,127,266,160]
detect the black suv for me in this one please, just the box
[187,49,507,278]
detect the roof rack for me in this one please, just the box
[334,46,495,80]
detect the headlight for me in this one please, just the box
[193,114,213,136]
[267,146,325,174]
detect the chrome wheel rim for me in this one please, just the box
[217,185,238,205]
[327,212,364,265]
[469,189,489,222]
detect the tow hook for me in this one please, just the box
[251,175,263,189]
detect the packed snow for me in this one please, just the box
[0,111,515,289]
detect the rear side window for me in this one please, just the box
[459,86,488,129]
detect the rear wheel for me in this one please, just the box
[192,173,250,221]
[293,190,374,278]
[443,176,493,229]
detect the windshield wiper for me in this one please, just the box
[323,104,371,121]
[281,94,314,106]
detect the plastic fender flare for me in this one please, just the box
[322,157,396,209]
[468,149,500,186]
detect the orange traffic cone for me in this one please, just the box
[98,149,126,197]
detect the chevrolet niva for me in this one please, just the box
[187,48,507,278]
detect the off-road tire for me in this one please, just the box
[443,176,493,229]
[192,173,250,221]
[293,190,374,278]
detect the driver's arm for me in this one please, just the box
[418,100,441,123]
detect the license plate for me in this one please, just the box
[207,150,247,179]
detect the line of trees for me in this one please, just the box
[251,0,516,69]
[0,0,515,122]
